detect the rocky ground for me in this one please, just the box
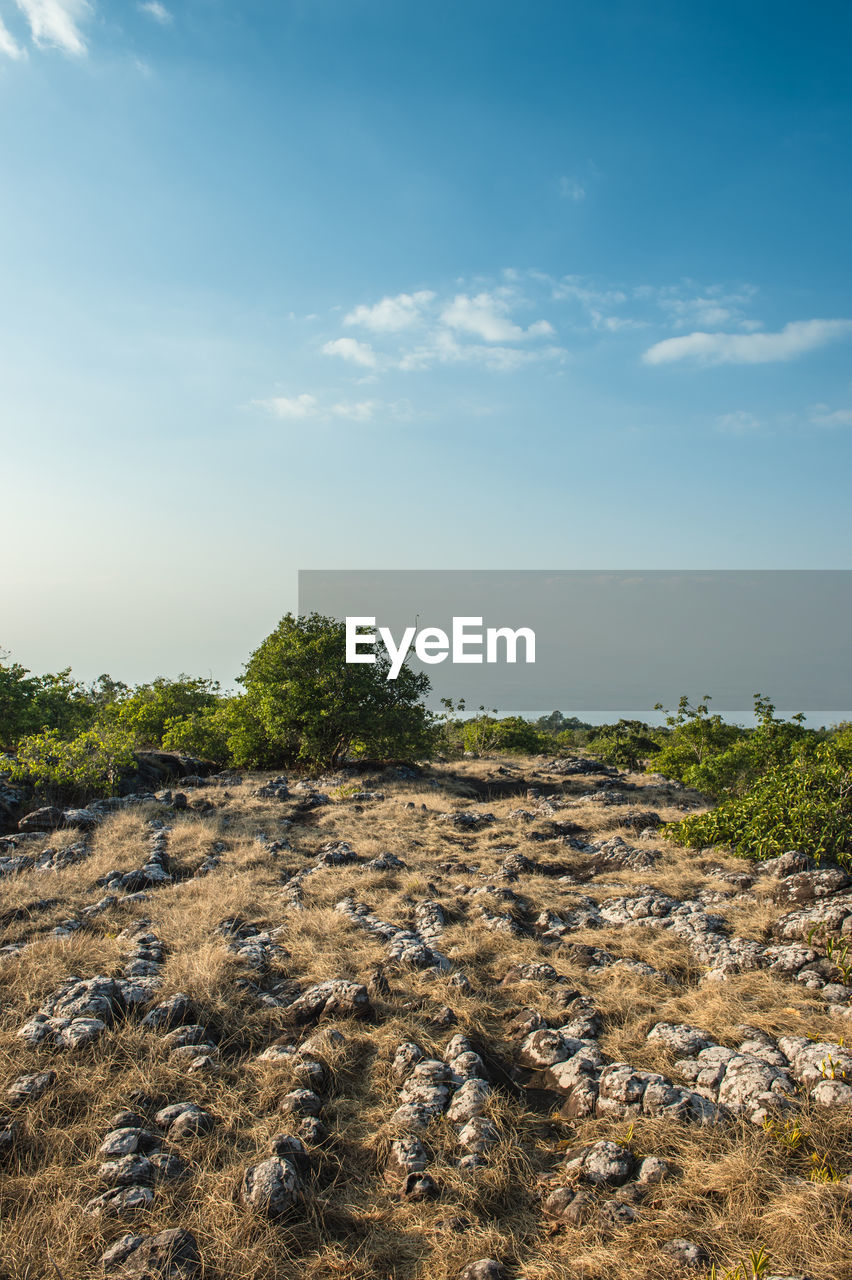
[1,756,852,1280]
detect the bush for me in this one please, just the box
[6,725,137,802]
[234,612,433,768]
[586,719,660,770]
[663,742,852,866]
[653,695,812,798]
[0,656,94,749]
[110,676,222,748]
[650,695,744,787]
[489,715,551,754]
[160,705,232,762]
[459,712,549,755]
[555,725,595,750]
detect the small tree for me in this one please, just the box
[460,707,500,755]
[234,613,433,769]
[0,654,40,749]
[0,653,94,748]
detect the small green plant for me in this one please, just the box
[818,1052,847,1081]
[615,1120,635,1146]
[333,782,363,799]
[823,935,852,984]
[708,1246,771,1280]
[763,1114,848,1186]
[762,1116,808,1151]
[808,1151,842,1182]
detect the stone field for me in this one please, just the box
[1,756,852,1279]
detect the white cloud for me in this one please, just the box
[138,1,172,21]
[321,337,378,368]
[440,291,553,343]
[810,403,852,429]
[559,176,586,202]
[14,0,92,55]
[256,394,318,420]
[344,291,435,332]
[643,319,852,366]
[441,292,524,342]
[0,14,25,56]
[329,400,377,421]
[254,394,406,424]
[715,410,764,435]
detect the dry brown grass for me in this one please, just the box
[2,756,851,1280]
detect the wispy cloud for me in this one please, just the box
[715,410,764,435]
[321,337,378,368]
[254,394,407,424]
[14,0,92,55]
[256,393,318,420]
[138,1,172,23]
[328,400,378,422]
[810,403,852,429]
[396,328,563,373]
[559,176,586,202]
[532,272,762,336]
[319,272,852,383]
[643,319,852,366]
[653,283,760,331]
[344,291,435,332]
[0,14,25,56]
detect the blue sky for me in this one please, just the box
[2,1,851,684]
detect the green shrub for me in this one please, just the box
[460,712,549,755]
[0,656,94,749]
[663,742,852,865]
[490,715,551,754]
[650,695,744,787]
[6,725,137,802]
[586,719,660,771]
[555,726,595,750]
[651,695,811,798]
[160,705,232,761]
[110,676,222,748]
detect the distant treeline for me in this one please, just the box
[2,616,851,867]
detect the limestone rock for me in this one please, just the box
[6,1071,56,1103]
[153,1102,216,1138]
[286,979,372,1023]
[101,1228,202,1278]
[281,1088,322,1117]
[240,1155,303,1218]
[459,1262,507,1280]
[565,1139,634,1185]
[85,1186,155,1214]
[543,1185,594,1224]
[661,1239,709,1269]
[18,807,64,833]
